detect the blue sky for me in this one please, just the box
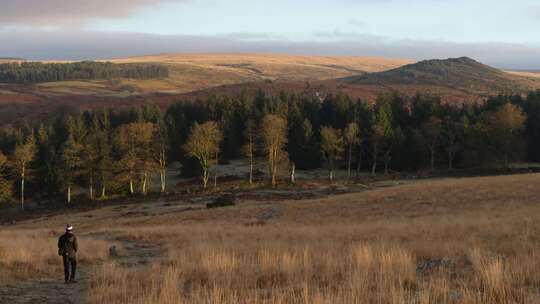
[89,0,540,44]
[1,0,539,68]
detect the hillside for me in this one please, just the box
[174,56,540,105]
[341,57,540,96]
[104,53,412,94]
[0,54,412,124]
[507,70,540,79]
[0,57,25,63]
[1,54,540,124]
[0,53,410,96]
[2,173,540,303]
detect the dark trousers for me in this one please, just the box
[62,255,77,282]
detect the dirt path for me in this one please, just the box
[0,234,162,304]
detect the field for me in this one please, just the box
[9,54,413,96]
[0,53,414,124]
[506,70,540,79]
[2,54,540,126]
[1,173,540,303]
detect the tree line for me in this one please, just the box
[0,61,169,83]
[0,90,539,209]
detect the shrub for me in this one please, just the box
[207,196,235,209]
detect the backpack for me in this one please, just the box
[61,234,76,256]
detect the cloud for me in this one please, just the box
[347,19,365,28]
[534,8,540,19]
[1,29,539,69]
[0,0,183,26]
[220,32,285,41]
[313,30,383,41]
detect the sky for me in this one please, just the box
[1,0,539,69]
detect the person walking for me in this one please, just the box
[58,224,78,284]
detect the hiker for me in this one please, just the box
[58,224,78,284]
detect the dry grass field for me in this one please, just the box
[2,54,540,125]
[506,71,540,79]
[10,54,411,97]
[1,173,540,303]
[111,53,412,74]
[0,230,113,284]
[0,54,413,123]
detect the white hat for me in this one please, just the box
[66,225,73,231]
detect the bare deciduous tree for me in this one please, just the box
[344,122,360,179]
[115,122,156,195]
[154,121,169,193]
[184,121,223,189]
[13,132,36,210]
[243,119,257,185]
[488,103,526,168]
[321,126,344,181]
[261,115,288,187]
[61,135,84,203]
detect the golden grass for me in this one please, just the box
[35,80,133,97]
[110,53,413,73]
[98,53,414,95]
[506,70,540,79]
[88,208,540,303]
[28,54,414,96]
[88,242,419,304]
[5,173,540,303]
[0,229,114,283]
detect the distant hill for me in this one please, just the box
[0,53,412,124]
[107,53,413,94]
[0,57,25,63]
[506,70,540,79]
[342,57,538,95]
[1,54,540,124]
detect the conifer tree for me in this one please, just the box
[0,150,12,203]
[422,116,442,171]
[371,100,401,175]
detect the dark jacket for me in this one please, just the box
[58,232,78,258]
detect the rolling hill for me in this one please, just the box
[181,57,540,105]
[105,53,413,94]
[1,54,540,124]
[341,57,540,96]
[0,57,25,63]
[506,70,540,79]
[0,53,411,96]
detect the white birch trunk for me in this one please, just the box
[21,164,25,211]
[249,154,253,185]
[290,162,295,184]
[142,171,148,195]
[89,175,94,200]
[214,151,218,188]
[160,169,166,193]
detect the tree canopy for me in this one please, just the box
[0,61,168,83]
[0,89,539,207]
